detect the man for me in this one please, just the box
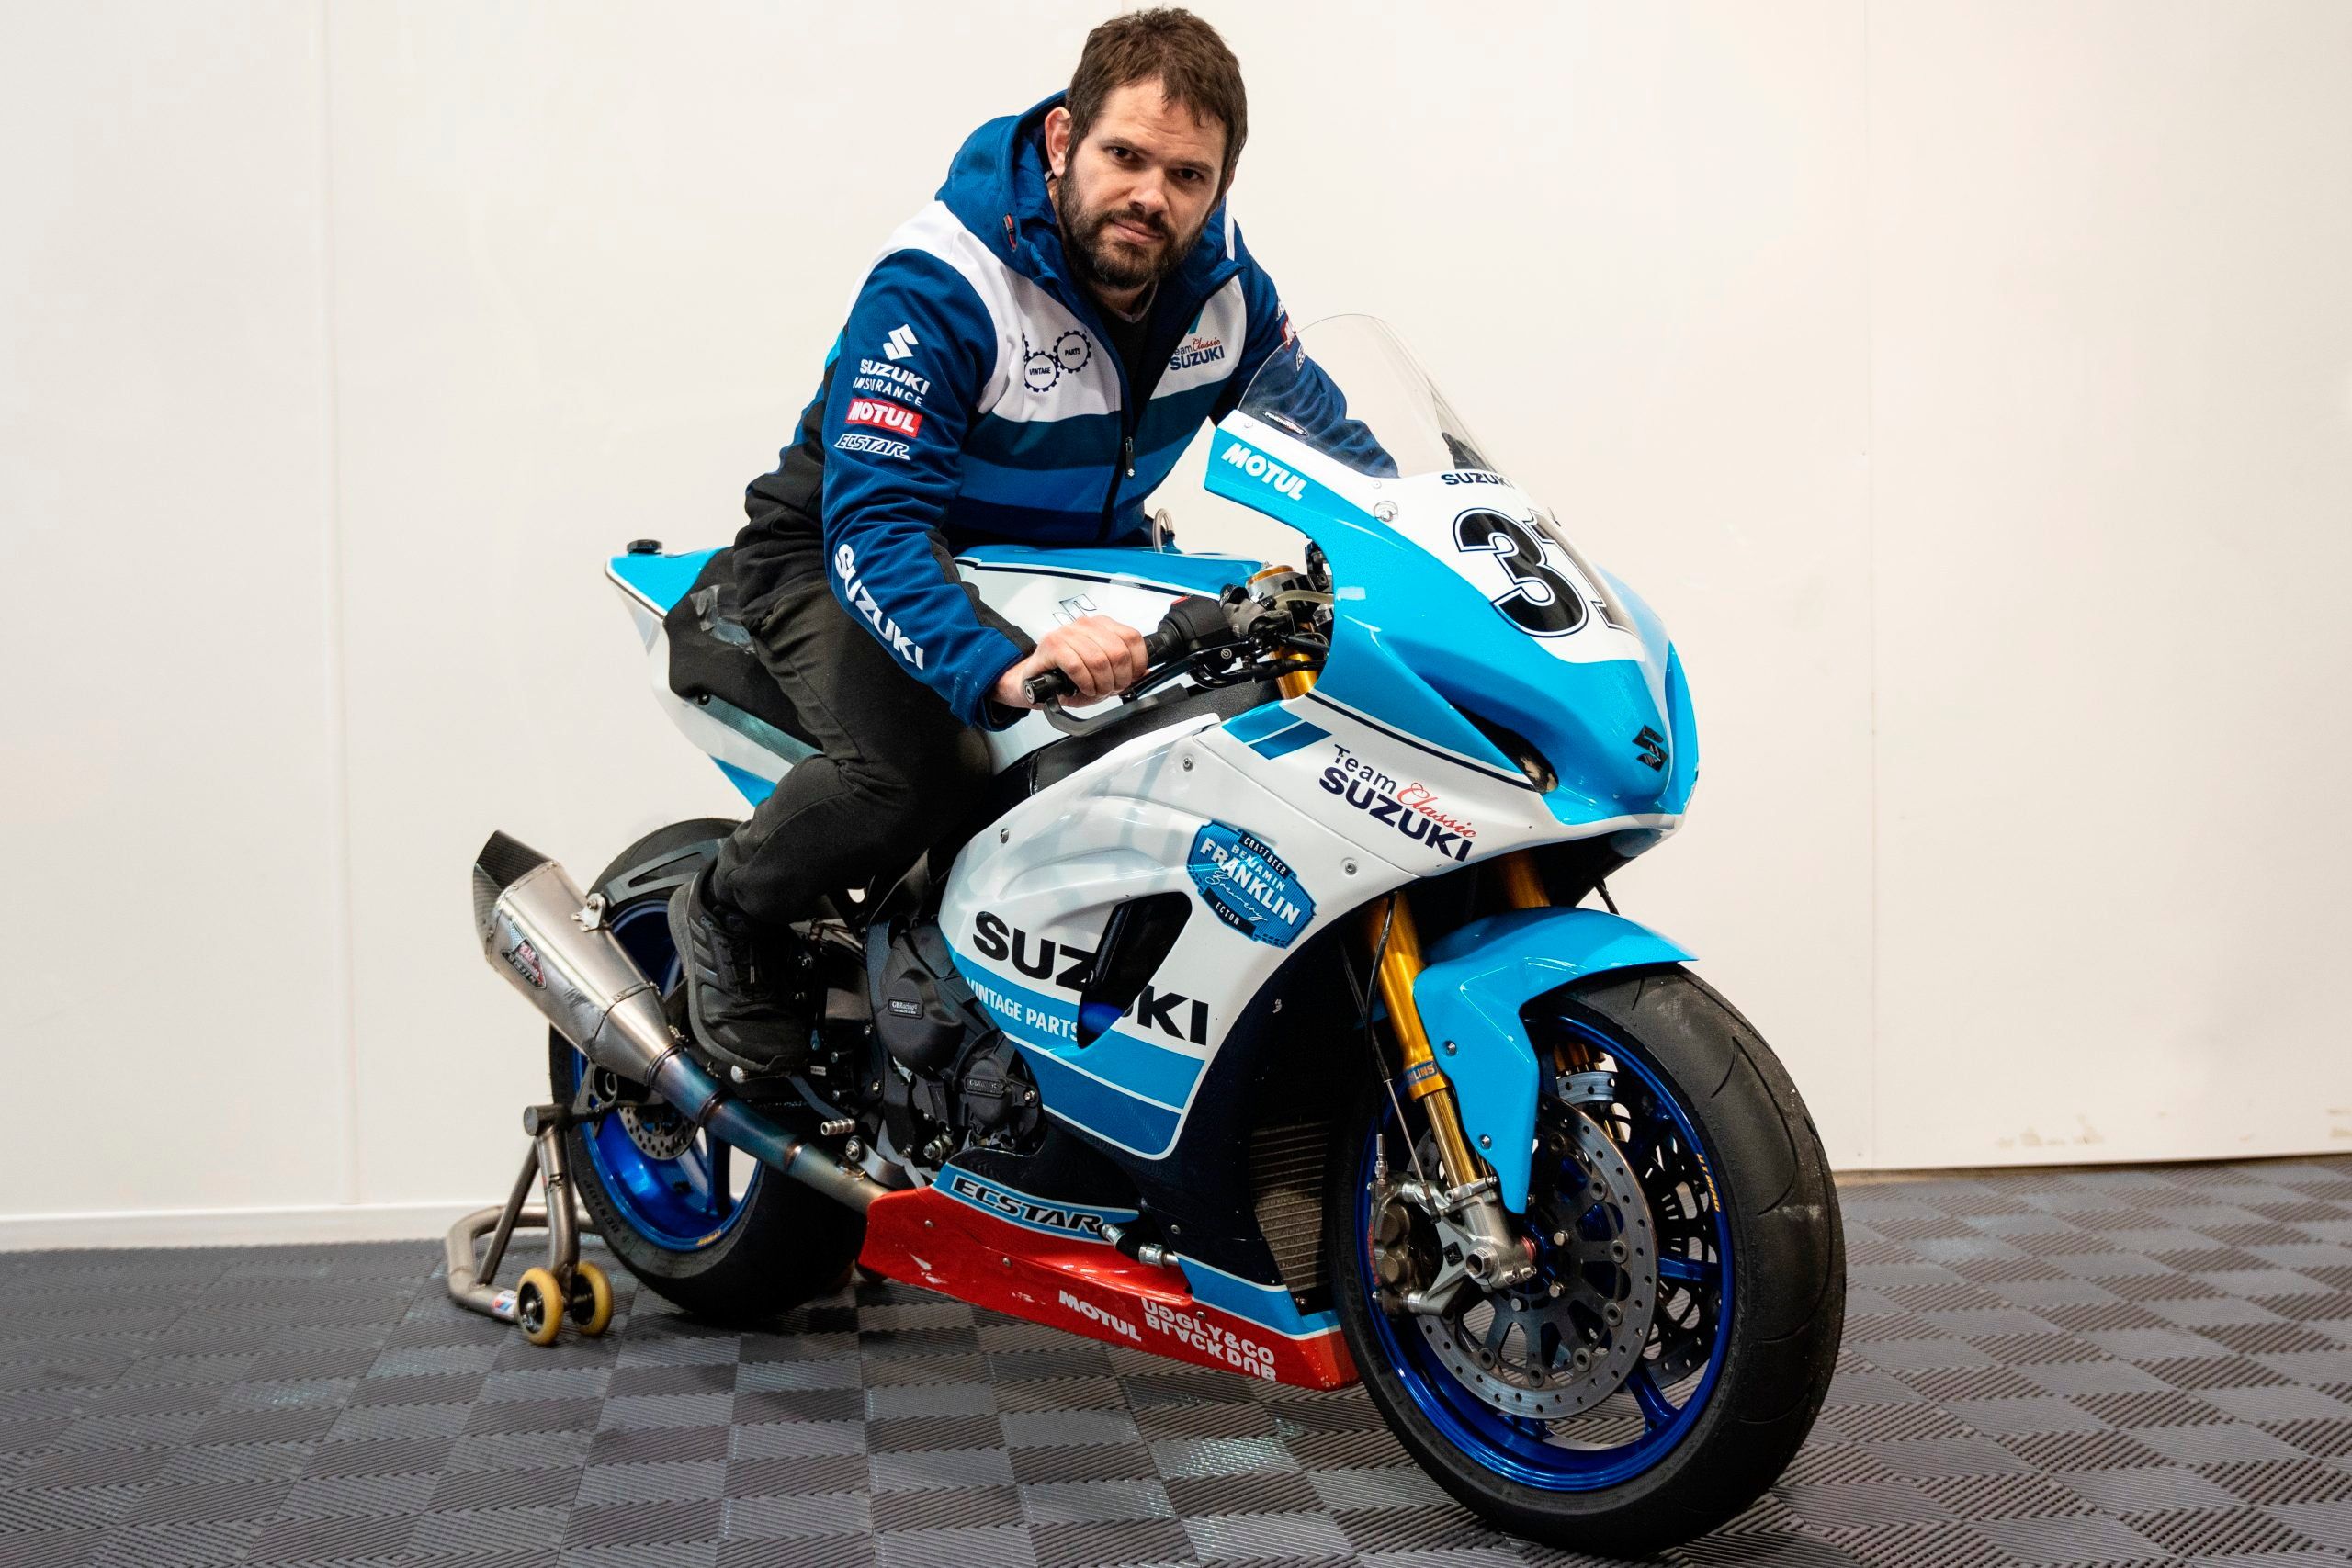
[673,9,1300,1071]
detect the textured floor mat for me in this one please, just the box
[2,1156,2348,1566]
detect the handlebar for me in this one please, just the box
[1022,621,1189,705]
[1021,595,1239,706]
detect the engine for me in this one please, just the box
[864,923,1040,1168]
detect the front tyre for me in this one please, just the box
[549,818,864,1328]
[1326,967,1843,1554]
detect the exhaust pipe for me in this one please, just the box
[471,831,876,1213]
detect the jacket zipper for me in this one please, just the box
[1089,265,1238,541]
[1096,364,1138,543]
[1010,208,1238,544]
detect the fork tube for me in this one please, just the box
[1284,661,1479,1186]
[1362,897,1485,1190]
[1495,851,1550,911]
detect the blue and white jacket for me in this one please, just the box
[732,91,1295,728]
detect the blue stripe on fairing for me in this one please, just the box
[1242,718,1329,760]
[608,548,720,615]
[1179,1256,1340,1338]
[953,962,1203,1109]
[1221,705,1295,745]
[1022,1050,1182,1154]
[712,758,775,804]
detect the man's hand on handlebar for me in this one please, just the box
[991,615,1150,711]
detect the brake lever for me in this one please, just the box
[1042,671,1200,737]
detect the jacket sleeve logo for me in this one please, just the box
[831,543,926,670]
[844,396,923,438]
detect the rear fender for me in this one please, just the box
[1411,908,1694,1213]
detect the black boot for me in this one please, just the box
[666,867,809,1074]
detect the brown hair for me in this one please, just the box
[1066,8,1248,197]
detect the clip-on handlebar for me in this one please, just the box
[1020,594,1251,711]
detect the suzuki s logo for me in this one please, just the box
[1634,726,1668,772]
[881,323,919,362]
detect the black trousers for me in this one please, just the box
[709,573,994,924]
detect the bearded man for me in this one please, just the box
[672,8,1302,1070]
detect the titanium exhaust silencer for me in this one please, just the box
[471,831,875,1213]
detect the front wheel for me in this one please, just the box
[1326,967,1843,1555]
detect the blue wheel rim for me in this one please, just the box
[561,898,760,1251]
[1355,1015,1733,1490]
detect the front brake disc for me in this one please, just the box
[1415,1105,1659,1419]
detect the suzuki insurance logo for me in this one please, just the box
[882,323,920,362]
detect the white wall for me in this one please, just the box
[4,1,2347,1242]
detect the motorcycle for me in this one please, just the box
[470,315,1843,1552]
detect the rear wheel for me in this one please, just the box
[1326,967,1842,1554]
[550,818,865,1327]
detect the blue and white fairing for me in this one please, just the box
[937,317,1700,1243]
[1208,314,1696,837]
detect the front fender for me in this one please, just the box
[1411,908,1694,1213]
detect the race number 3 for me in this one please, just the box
[1453,510,1586,637]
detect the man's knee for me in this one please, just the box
[838,725,990,820]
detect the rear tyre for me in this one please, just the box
[1326,966,1843,1555]
[548,818,865,1328]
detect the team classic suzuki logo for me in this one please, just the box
[1169,332,1225,372]
[882,323,919,362]
[1319,745,1475,862]
[831,543,924,670]
[845,396,922,438]
[1218,441,1306,501]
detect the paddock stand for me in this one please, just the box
[443,1102,612,1346]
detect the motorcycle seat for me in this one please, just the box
[660,547,821,758]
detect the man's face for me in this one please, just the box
[1046,79,1227,297]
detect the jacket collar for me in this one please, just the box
[936,90,1238,321]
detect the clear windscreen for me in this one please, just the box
[1235,314,1506,481]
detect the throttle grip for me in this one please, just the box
[1023,669,1077,705]
[1022,607,1208,707]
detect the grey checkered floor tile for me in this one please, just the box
[4,1156,2349,1566]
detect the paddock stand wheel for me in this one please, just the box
[443,1102,614,1345]
[514,1268,565,1347]
[568,1261,615,1336]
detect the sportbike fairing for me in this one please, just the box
[881,318,1702,1375]
[1209,314,1696,839]
[599,318,1702,1383]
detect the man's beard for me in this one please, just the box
[1053,168,1201,296]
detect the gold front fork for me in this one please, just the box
[1362,850,1551,1192]
[1275,661,1553,1182]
